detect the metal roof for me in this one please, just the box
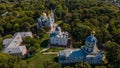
[86,35,97,44]
[3,32,32,55]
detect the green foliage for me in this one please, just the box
[104,42,120,68]
[0,38,3,50]
[29,46,37,54]
[3,34,12,39]
[23,36,32,45]
[0,26,4,34]
[43,60,61,68]
[23,37,40,54]
[40,39,49,48]
[0,5,6,10]
[95,65,107,68]
[0,0,119,45]
[75,62,92,68]
[0,0,120,68]
[64,66,71,68]
[13,23,20,32]
[0,52,27,68]
[71,23,91,42]
[96,27,112,43]
[60,23,71,31]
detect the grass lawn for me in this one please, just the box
[23,34,59,68]
[27,51,57,68]
[47,48,64,52]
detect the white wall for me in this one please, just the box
[50,37,68,46]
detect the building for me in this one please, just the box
[2,32,32,58]
[58,31,105,64]
[35,10,55,31]
[50,26,71,47]
[37,11,71,47]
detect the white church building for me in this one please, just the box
[50,26,71,47]
[58,31,105,64]
[36,10,71,47]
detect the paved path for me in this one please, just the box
[42,52,58,55]
[40,48,49,53]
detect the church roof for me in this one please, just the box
[86,35,97,44]
[3,32,32,55]
[69,49,87,58]
[58,49,87,58]
[58,49,74,57]
[55,26,61,31]
[50,32,57,37]
[3,46,26,54]
[3,48,21,54]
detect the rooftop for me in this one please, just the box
[3,32,32,54]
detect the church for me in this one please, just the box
[50,26,71,47]
[36,11,71,47]
[58,31,105,64]
[35,11,55,32]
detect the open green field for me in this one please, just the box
[23,34,59,68]
[27,51,57,68]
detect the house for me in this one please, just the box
[2,32,32,58]
[58,31,105,64]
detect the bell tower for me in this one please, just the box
[49,10,55,32]
[82,31,99,54]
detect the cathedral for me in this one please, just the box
[50,26,70,47]
[36,11,71,47]
[58,31,105,64]
[35,11,55,31]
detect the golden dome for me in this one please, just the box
[42,12,47,16]
[91,30,95,34]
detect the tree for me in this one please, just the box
[60,23,71,31]
[64,66,71,68]
[0,52,27,68]
[0,26,4,34]
[43,60,61,68]
[75,62,92,68]
[0,37,2,50]
[29,46,37,54]
[3,34,12,39]
[0,5,6,10]
[111,29,120,44]
[96,27,112,43]
[23,36,32,48]
[104,42,120,68]
[71,23,91,42]
[13,23,20,32]
[37,29,45,39]
[33,11,40,20]
[20,22,31,31]
[95,66,107,68]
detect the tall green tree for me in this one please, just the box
[43,60,61,68]
[104,42,120,68]
[75,62,92,68]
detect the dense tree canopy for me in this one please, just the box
[0,0,119,45]
[0,0,120,68]
[104,42,120,68]
[75,62,92,68]
[0,52,27,68]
